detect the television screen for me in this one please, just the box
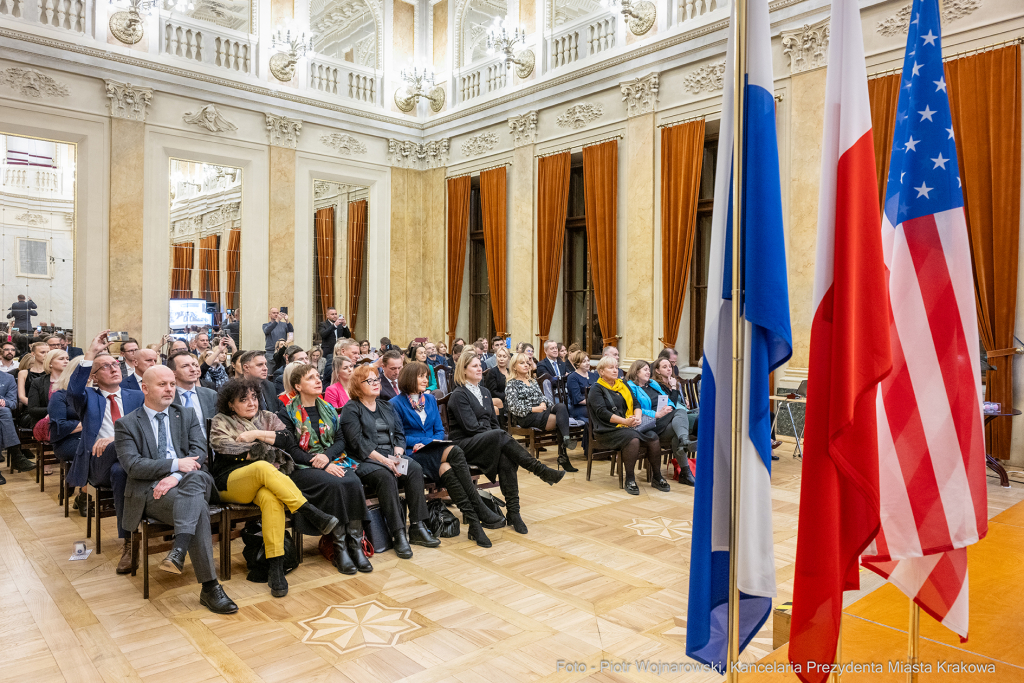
[169,299,213,329]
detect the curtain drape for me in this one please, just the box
[226,229,240,309]
[347,200,367,330]
[867,74,901,214]
[660,120,705,348]
[583,140,619,346]
[171,242,194,298]
[480,166,508,337]
[446,176,472,347]
[199,235,220,306]
[315,207,335,321]
[947,45,1022,461]
[537,152,572,343]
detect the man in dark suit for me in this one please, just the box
[537,340,568,379]
[69,331,145,573]
[167,350,217,437]
[115,365,238,613]
[120,347,159,392]
[235,350,283,412]
[317,308,350,374]
[378,350,404,400]
[6,294,37,332]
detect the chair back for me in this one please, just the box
[205,418,215,463]
[553,375,569,405]
[436,393,451,436]
[436,367,449,395]
[541,377,555,405]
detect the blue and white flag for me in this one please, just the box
[685,0,792,671]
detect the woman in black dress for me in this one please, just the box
[277,364,372,575]
[587,356,669,496]
[481,344,509,407]
[339,364,439,559]
[447,353,565,534]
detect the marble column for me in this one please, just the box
[268,145,296,320]
[389,166,415,344]
[423,167,447,341]
[509,142,536,346]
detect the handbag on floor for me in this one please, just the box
[477,490,506,524]
[364,505,392,553]
[426,499,460,538]
[240,520,298,583]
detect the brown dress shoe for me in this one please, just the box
[116,539,137,575]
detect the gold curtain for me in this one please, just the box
[582,140,619,346]
[315,207,335,321]
[867,74,901,214]
[947,45,1022,461]
[226,229,240,309]
[347,200,367,329]
[199,235,220,306]
[480,166,508,336]
[660,120,705,348]
[536,152,571,342]
[171,242,194,298]
[446,176,471,346]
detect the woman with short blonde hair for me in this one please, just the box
[504,351,577,471]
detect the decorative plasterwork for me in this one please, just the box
[105,80,153,121]
[876,0,981,37]
[0,67,69,98]
[182,104,237,133]
[682,60,725,94]
[461,132,500,157]
[266,113,302,148]
[320,133,368,155]
[15,212,48,226]
[387,138,450,169]
[311,0,385,70]
[781,17,829,74]
[556,103,603,129]
[508,111,538,147]
[620,73,659,117]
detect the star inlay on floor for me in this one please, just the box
[297,599,422,654]
[626,516,693,540]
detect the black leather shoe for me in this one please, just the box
[393,530,413,559]
[333,529,356,575]
[624,479,640,496]
[160,547,186,574]
[408,521,441,548]
[0,472,5,485]
[199,584,239,615]
[11,454,34,472]
[75,491,87,517]
[651,477,671,493]
[678,465,696,487]
[557,453,579,472]
[297,503,339,536]
[346,523,373,573]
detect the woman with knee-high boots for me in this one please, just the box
[504,352,578,472]
[389,362,505,547]
[446,353,565,534]
[210,378,341,598]
[339,364,440,559]
[276,364,373,575]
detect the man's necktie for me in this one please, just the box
[108,395,122,421]
[392,380,399,395]
[155,412,168,458]
[183,390,194,408]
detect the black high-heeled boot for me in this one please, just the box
[497,456,528,534]
[440,469,491,548]
[557,444,579,472]
[267,555,288,597]
[297,502,339,535]
[332,527,356,575]
[501,441,564,486]
[446,448,505,529]
[346,522,373,572]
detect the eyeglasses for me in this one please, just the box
[363,377,381,386]
[94,362,118,372]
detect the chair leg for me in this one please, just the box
[35,448,41,485]
[142,523,150,600]
[130,531,139,577]
[220,511,231,581]
[617,453,623,489]
[95,493,102,554]
[86,489,93,538]
[586,447,593,482]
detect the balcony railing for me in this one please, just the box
[159,13,254,75]
[308,54,380,106]
[0,163,72,198]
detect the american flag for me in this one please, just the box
[861,0,988,640]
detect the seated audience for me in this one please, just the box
[566,350,597,421]
[536,340,568,379]
[437,341,450,367]
[389,362,504,548]
[0,367,32,478]
[602,346,625,378]
[378,350,404,400]
[116,338,138,378]
[406,344,438,391]
[504,352,577,472]
[69,331,145,572]
[423,341,443,369]
[325,338,360,384]
[557,343,568,367]
[325,356,355,410]
[0,340,18,373]
[114,366,238,614]
[339,364,439,558]
[625,359,684,478]
[657,347,681,377]
[450,343,465,364]
[277,364,372,575]
[26,347,68,432]
[309,347,325,376]
[48,355,85,465]
[358,340,377,362]
[17,341,48,414]
[273,345,307,395]
[447,353,564,534]
[276,361,302,405]
[482,345,509,408]
[167,351,217,438]
[650,357,697,484]
[587,356,668,496]
[200,345,231,389]
[235,350,283,412]
[121,348,159,391]
[210,378,340,597]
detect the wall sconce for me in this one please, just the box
[108,0,154,44]
[395,66,446,113]
[269,27,313,82]
[602,0,656,35]
[486,19,535,79]
[166,0,194,11]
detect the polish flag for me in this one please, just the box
[787,0,892,680]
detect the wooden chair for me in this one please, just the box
[433,394,499,494]
[59,459,72,517]
[506,374,562,459]
[86,484,117,553]
[584,421,623,488]
[35,440,59,492]
[130,506,224,599]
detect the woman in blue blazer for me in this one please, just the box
[389,361,504,547]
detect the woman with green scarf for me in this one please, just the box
[276,363,372,575]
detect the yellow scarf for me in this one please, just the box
[598,377,633,426]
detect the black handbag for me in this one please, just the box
[240,520,299,583]
[477,490,506,524]
[426,499,460,538]
[364,505,393,553]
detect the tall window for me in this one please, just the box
[563,164,601,355]
[688,135,718,366]
[468,182,494,341]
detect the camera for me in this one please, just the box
[107,331,129,343]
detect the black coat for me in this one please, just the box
[275,404,347,465]
[338,398,406,462]
[25,373,52,424]
[481,366,507,401]
[257,378,283,413]
[587,382,633,434]
[318,319,351,358]
[447,385,500,442]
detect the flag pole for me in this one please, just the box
[725,0,748,677]
[908,601,920,683]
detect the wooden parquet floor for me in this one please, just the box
[2,448,1021,683]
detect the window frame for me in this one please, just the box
[15,236,52,279]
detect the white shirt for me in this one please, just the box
[177,386,205,435]
[143,404,182,480]
[0,359,17,372]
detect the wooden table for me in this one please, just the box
[984,408,1019,488]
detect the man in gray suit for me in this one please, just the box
[114,365,238,614]
[166,350,216,436]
